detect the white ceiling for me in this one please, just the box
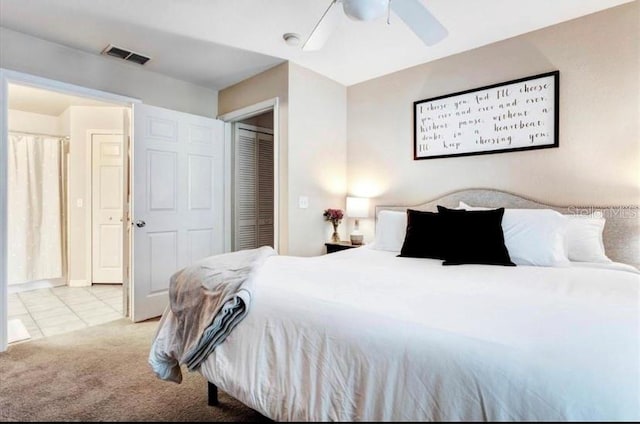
[9,84,116,116]
[0,0,633,88]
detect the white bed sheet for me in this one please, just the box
[199,247,640,421]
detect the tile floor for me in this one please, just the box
[7,284,123,342]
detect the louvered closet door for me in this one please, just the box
[236,129,257,250]
[235,128,274,250]
[257,133,274,248]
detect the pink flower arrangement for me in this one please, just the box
[323,208,344,224]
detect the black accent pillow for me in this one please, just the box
[436,205,515,266]
[398,209,447,259]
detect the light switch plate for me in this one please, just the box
[76,198,84,208]
[298,196,309,209]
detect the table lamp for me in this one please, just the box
[346,196,369,245]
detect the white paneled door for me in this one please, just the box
[92,133,124,284]
[132,104,224,322]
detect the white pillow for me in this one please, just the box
[458,201,570,267]
[372,210,407,252]
[565,215,611,263]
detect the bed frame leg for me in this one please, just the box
[207,382,219,406]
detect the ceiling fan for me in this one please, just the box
[302,0,448,51]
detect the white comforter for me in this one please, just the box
[197,247,640,421]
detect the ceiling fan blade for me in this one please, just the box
[390,0,448,46]
[302,0,341,51]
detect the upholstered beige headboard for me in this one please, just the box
[376,189,639,269]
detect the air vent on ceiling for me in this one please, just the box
[101,44,151,65]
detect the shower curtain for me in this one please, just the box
[7,133,66,285]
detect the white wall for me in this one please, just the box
[8,109,66,135]
[59,107,70,135]
[288,63,347,256]
[347,2,640,242]
[66,106,126,285]
[0,27,218,117]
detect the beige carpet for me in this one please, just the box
[0,318,269,422]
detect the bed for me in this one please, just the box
[151,189,640,421]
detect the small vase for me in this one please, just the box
[331,221,340,243]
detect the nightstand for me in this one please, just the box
[325,241,361,254]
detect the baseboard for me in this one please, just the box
[68,279,90,287]
[8,278,66,293]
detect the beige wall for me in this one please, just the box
[348,3,639,242]
[218,62,289,115]
[239,110,274,130]
[66,106,126,285]
[1,27,218,117]
[219,63,290,253]
[288,63,347,256]
[8,109,66,135]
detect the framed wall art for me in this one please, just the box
[414,71,559,160]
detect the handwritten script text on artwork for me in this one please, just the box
[414,71,559,160]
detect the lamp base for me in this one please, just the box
[350,234,364,246]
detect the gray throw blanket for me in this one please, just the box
[149,246,276,383]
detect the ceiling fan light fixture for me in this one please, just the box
[303,0,447,52]
[343,0,388,21]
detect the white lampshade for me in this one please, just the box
[346,197,369,218]
[346,197,369,245]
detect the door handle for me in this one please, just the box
[133,220,146,228]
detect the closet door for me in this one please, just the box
[235,128,274,251]
[235,129,257,250]
[257,133,274,248]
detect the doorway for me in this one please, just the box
[218,99,280,253]
[234,111,274,250]
[1,69,226,350]
[5,83,129,344]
